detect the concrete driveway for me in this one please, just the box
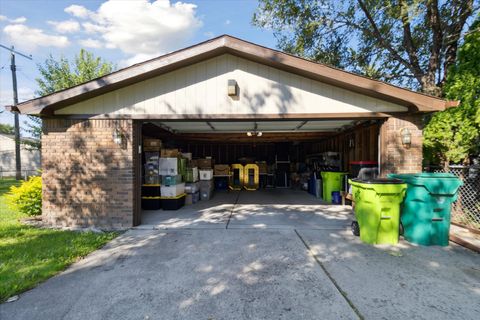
[2,190,479,320]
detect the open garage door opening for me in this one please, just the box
[138,118,382,228]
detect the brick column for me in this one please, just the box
[380,114,424,175]
[42,119,134,229]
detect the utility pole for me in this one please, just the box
[0,44,32,180]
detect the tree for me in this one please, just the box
[36,49,114,96]
[0,123,15,135]
[25,49,115,150]
[423,15,480,167]
[253,0,477,96]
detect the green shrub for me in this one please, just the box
[6,176,42,216]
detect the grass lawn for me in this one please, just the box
[0,179,118,302]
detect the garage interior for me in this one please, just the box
[140,118,381,226]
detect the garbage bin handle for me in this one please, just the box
[380,216,391,220]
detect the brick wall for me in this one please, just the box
[42,119,134,229]
[380,114,424,175]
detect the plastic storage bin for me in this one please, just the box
[388,173,463,246]
[349,178,407,245]
[159,158,178,175]
[161,175,182,186]
[142,185,161,197]
[321,172,347,203]
[161,194,185,210]
[141,197,161,210]
[161,183,185,197]
[199,169,214,180]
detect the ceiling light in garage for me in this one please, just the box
[247,131,262,137]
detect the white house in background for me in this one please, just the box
[0,133,40,177]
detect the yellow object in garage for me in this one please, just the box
[244,164,259,190]
[229,164,244,190]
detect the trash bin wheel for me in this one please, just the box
[351,221,360,236]
[399,222,404,236]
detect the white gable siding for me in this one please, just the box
[56,54,408,116]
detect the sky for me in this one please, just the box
[0,0,277,127]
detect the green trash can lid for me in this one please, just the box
[351,178,404,184]
[387,172,463,195]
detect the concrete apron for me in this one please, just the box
[2,190,479,320]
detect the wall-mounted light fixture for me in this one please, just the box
[400,127,412,147]
[227,79,238,97]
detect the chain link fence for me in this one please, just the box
[425,165,480,231]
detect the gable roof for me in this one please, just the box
[11,35,446,115]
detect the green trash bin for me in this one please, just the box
[349,178,407,245]
[321,172,347,203]
[387,173,463,246]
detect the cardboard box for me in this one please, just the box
[161,148,179,158]
[197,158,213,169]
[189,159,198,167]
[199,169,214,180]
[185,182,199,194]
[159,158,178,175]
[161,183,185,197]
[161,175,182,186]
[144,139,162,151]
[214,164,230,176]
[185,167,199,183]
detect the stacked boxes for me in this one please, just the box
[199,168,214,200]
[159,154,185,210]
[142,150,161,209]
[185,180,200,205]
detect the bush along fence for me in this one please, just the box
[425,164,480,231]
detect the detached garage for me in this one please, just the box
[11,35,447,229]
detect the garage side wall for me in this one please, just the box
[381,114,423,175]
[42,119,134,229]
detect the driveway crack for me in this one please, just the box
[225,190,242,229]
[294,229,364,320]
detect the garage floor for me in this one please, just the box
[2,190,480,320]
[141,189,353,230]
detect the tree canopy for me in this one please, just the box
[36,49,114,96]
[423,14,480,166]
[253,0,477,96]
[0,123,15,135]
[24,49,114,150]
